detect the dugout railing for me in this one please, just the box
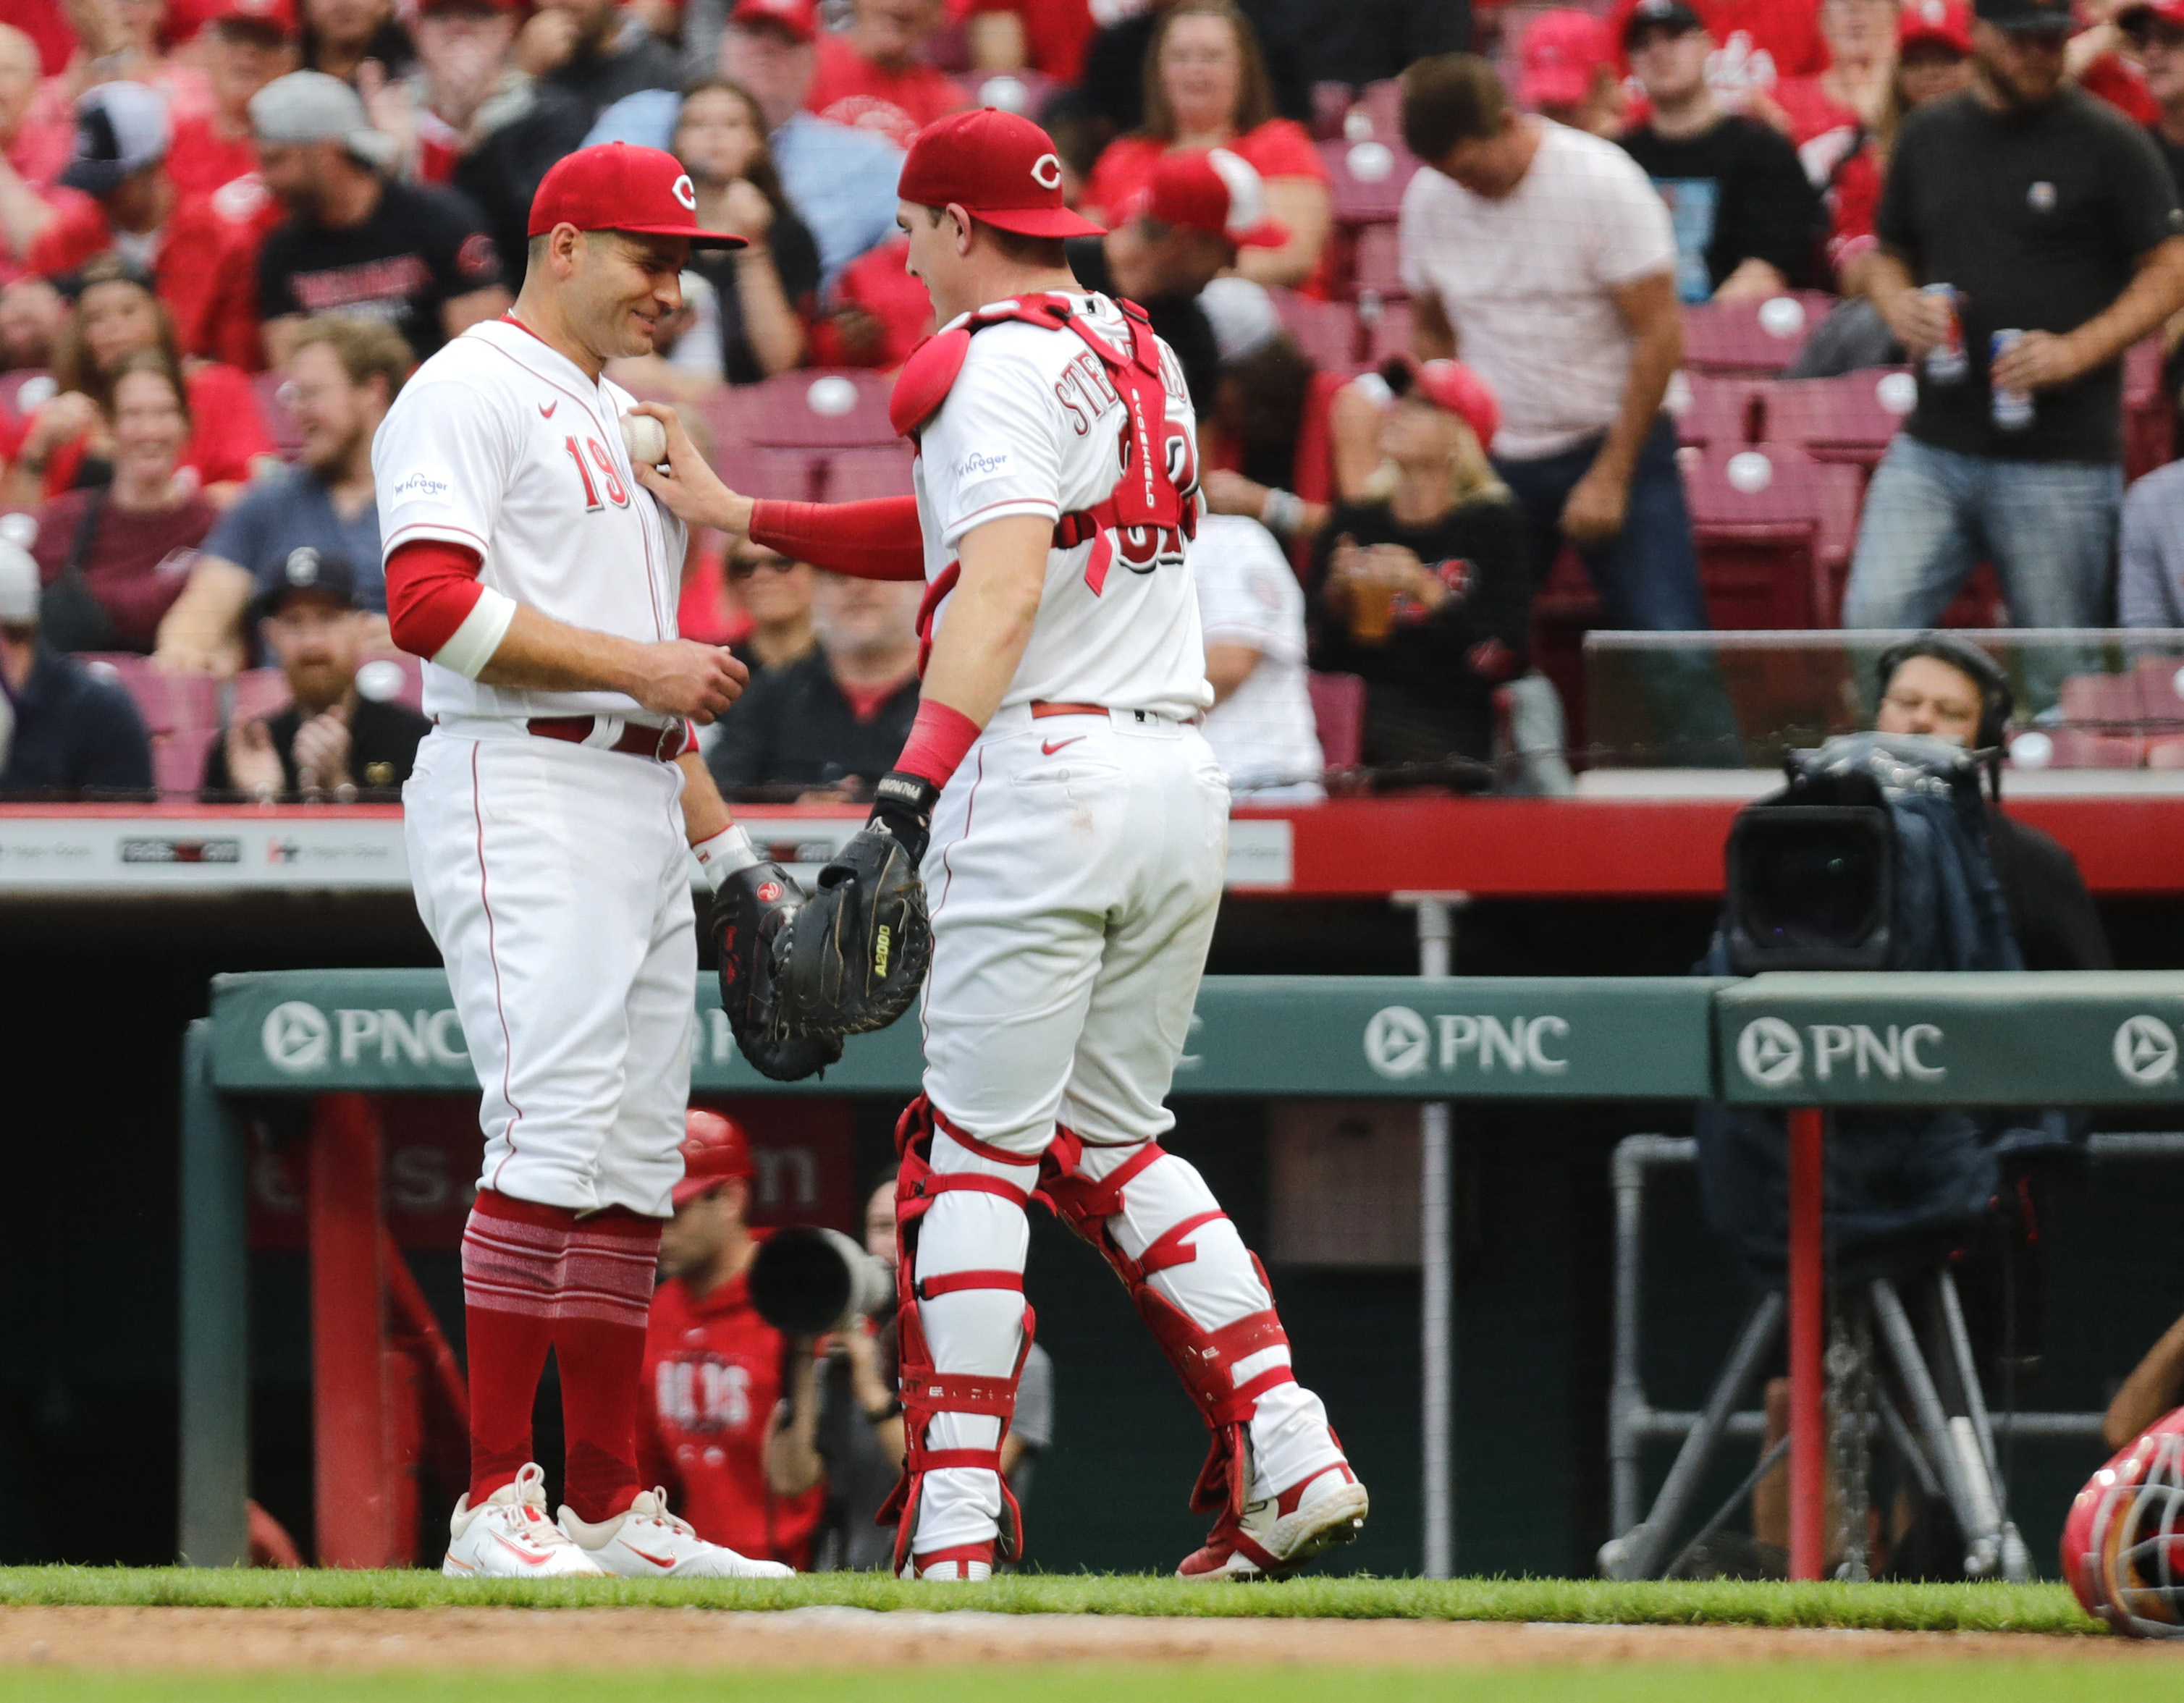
[179,966,2184,1578]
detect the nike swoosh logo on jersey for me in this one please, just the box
[1041,737,1084,756]
[539,401,557,417]
[489,1531,554,1567]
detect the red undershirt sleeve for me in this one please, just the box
[386,539,516,677]
[749,496,928,580]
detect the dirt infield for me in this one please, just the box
[0,1608,2156,1671]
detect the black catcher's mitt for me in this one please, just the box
[712,861,842,1081]
[769,821,932,1037]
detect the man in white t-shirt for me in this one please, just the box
[1396,53,1706,636]
[1192,513,1323,800]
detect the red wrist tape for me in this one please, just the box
[893,699,982,789]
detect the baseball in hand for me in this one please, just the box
[621,411,668,465]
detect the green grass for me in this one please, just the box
[0,1569,2099,1633]
[0,1667,2156,1703]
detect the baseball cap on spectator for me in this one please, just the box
[1520,10,1614,107]
[210,0,299,35]
[1899,0,1974,49]
[899,108,1105,237]
[1200,275,1281,364]
[1140,148,1287,250]
[253,546,360,620]
[730,0,817,41]
[60,82,172,196]
[1973,0,2072,30]
[0,541,36,625]
[674,1110,756,1207]
[250,70,400,169]
[528,143,749,248]
[2115,0,2184,34]
[1380,353,1501,453]
[1622,0,1708,46]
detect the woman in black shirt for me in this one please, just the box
[673,78,822,384]
[1308,357,1529,766]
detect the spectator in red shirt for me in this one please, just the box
[1827,0,1972,293]
[968,0,1093,85]
[1,254,274,505]
[639,1111,825,1568]
[805,0,967,150]
[1515,9,1627,136]
[25,351,216,651]
[1080,0,1328,289]
[1775,0,1898,174]
[168,0,300,200]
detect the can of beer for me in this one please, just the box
[1990,330,2033,431]
[1923,283,1965,383]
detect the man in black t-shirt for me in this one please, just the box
[1846,0,2184,633]
[1618,0,1824,303]
[249,71,513,366]
[201,549,431,800]
[1064,148,1282,413]
[705,573,921,797]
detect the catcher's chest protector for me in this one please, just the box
[892,292,1197,622]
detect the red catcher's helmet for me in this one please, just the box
[674,1109,755,1209]
[2064,1406,2184,1636]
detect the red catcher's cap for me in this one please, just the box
[1518,9,1612,107]
[1899,0,1974,51]
[1142,148,1287,249]
[731,0,817,41]
[210,0,298,35]
[528,142,747,249]
[1381,354,1501,453]
[899,107,1105,239]
[674,1110,756,1207]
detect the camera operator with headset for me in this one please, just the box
[1868,632,2109,973]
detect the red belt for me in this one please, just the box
[1029,701,1110,719]
[526,716,684,761]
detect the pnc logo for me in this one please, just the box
[1737,1018,1802,1088]
[1365,1006,1430,1079]
[1736,1019,1946,1088]
[2114,1015,2180,1087]
[1364,1006,1571,1080]
[1030,152,1063,190]
[263,1001,331,1073]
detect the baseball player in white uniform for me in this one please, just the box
[376,142,793,1579]
[634,108,1368,1581]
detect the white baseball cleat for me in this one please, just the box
[558,1487,794,1578]
[1177,1463,1370,1581]
[443,1463,607,1578]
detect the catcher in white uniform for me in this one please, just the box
[378,142,802,1580]
[636,109,1369,1581]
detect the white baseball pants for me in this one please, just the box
[405,722,695,1219]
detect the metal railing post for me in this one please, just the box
[1409,893,1462,1579]
[177,1020,249,1567]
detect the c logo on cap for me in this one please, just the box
[672,173,698,211]
[1030,153,1063,190]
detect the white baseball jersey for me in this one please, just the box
[373,317,689,723]
[1191,514,1324,798]
[913,292,1213,722]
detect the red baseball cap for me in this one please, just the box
[1141,148,1287,249]
[898,107,1105,238]
[1519,10,1611,106]
[673,1109,756,1207]
[528,142,746,248]
[1899,0,1975,51]
[1381,354,1501,453]
[210,0,298,35]
[731,0,817,43]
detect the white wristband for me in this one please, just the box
[692,823,762,892]
[1259,488,1305,539]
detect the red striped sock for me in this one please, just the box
[555,1207,662,1524]
[459,1190,575,1506]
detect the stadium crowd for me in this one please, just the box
[2,0,2184,800]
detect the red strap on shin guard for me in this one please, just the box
[918,1269,1026,1299]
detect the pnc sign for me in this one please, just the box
[1364,1005,1570,1081]
[261,1000,470,1076]
[1734,1018,1947,1091]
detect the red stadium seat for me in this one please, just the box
[78,654,219,735]
[1683,444,1862,627]
[1758,369,1915,470]
[819,444,916,502]
[1269,287,1359,370]
[1307,670,1367,768]
[1679,293,1836,376]
[153,725,220,797]
[229,667,291,724]
[253,371,304,458]
[1669,372,1763,451]
[1354,295,1413,366]
[2049,672,2147,768]
[1356,77,1404,141]
[714,443,827,503]
[1350,223,1404,300]
[1320,138,1419,225]
[709,369,898,449]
